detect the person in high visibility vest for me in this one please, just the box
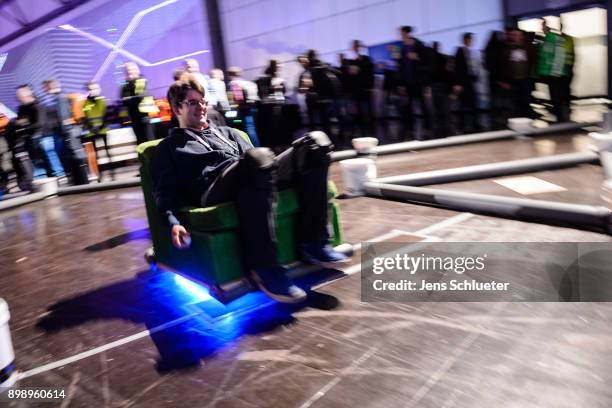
[120,62,153,145]
[83,82,110,161]
[536,20,574,122]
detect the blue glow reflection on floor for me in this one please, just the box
[146,271,295,371]
[166,272,274,320]
[173,275,213,302]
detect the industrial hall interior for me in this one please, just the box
[2,0,612,407]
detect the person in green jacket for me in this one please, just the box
[82,82,110,162]
[536,20,574,122]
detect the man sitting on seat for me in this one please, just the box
[151,79,349,303]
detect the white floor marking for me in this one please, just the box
[493,176,566,195]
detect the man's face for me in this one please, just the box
[185,60,199,73]
[401,30,411,42]
[16,87,32,104]
[175,89,208,130]
[88,84,101,97]
[45,81,60,94]
[210,69,223,80]
[464,36,473,47]
[509,30,523,44]
[125,64,140,81]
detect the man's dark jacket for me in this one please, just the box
[151,125,252,227]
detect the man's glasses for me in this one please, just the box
[183,99,208,107]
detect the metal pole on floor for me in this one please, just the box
[330,121,598,162]
[373,152,600,186]
[364,181,612,235]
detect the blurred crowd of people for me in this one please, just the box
[0,19,577,197]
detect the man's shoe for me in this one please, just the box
[250,266,307,303]
[302,242,350,268]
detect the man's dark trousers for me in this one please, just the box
[201,132,331,271]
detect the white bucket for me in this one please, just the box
[588,132,612,179]
[588,132,612,152]
[351,137,379,155]
[31,177,58,196]
[339,158,376,196]
[508,117,533,133]
[0,298,17,390]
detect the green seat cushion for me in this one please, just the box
[180,188,299,232]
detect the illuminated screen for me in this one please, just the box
[0,0,213,109]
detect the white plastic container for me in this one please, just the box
[339,158,376,196]
[588,132,612,180]
[31,177,58,196]
[351,137,379,155]
[0,298,17,390]
[588,132,612,152]
[508,117,533,135]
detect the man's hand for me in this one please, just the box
[453,85,463,95]
[171,225,191,249]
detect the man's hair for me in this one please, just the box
[16,84,30,90]
[167,79,204,110]
[173,67,186,81]
[85,81,98,88]
[463,32,473,42]
[227,66,242,77]
[43,78,59,87]
[401,26,413,34]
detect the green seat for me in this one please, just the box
[137,134,343,299]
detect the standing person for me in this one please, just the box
[151,79,349,303]
[227,66,260,144]
[500,28,535,119]
[82,82,110,163]
[342,40,375,134]
[560,23,575,122]
[184,58,209,99]
[4,96,34,192]
[430,42,453,138]
[453,32,481,133]
[15,84,64,179]
[485,30,506,129]
[43,79,89,185]
[397,26,432,138]
[536,20,572,122]
[296,54,317,129]
[257,60,286,102]
[120,62,152,145]
[208,68,231,114]
[307,50,343,142]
